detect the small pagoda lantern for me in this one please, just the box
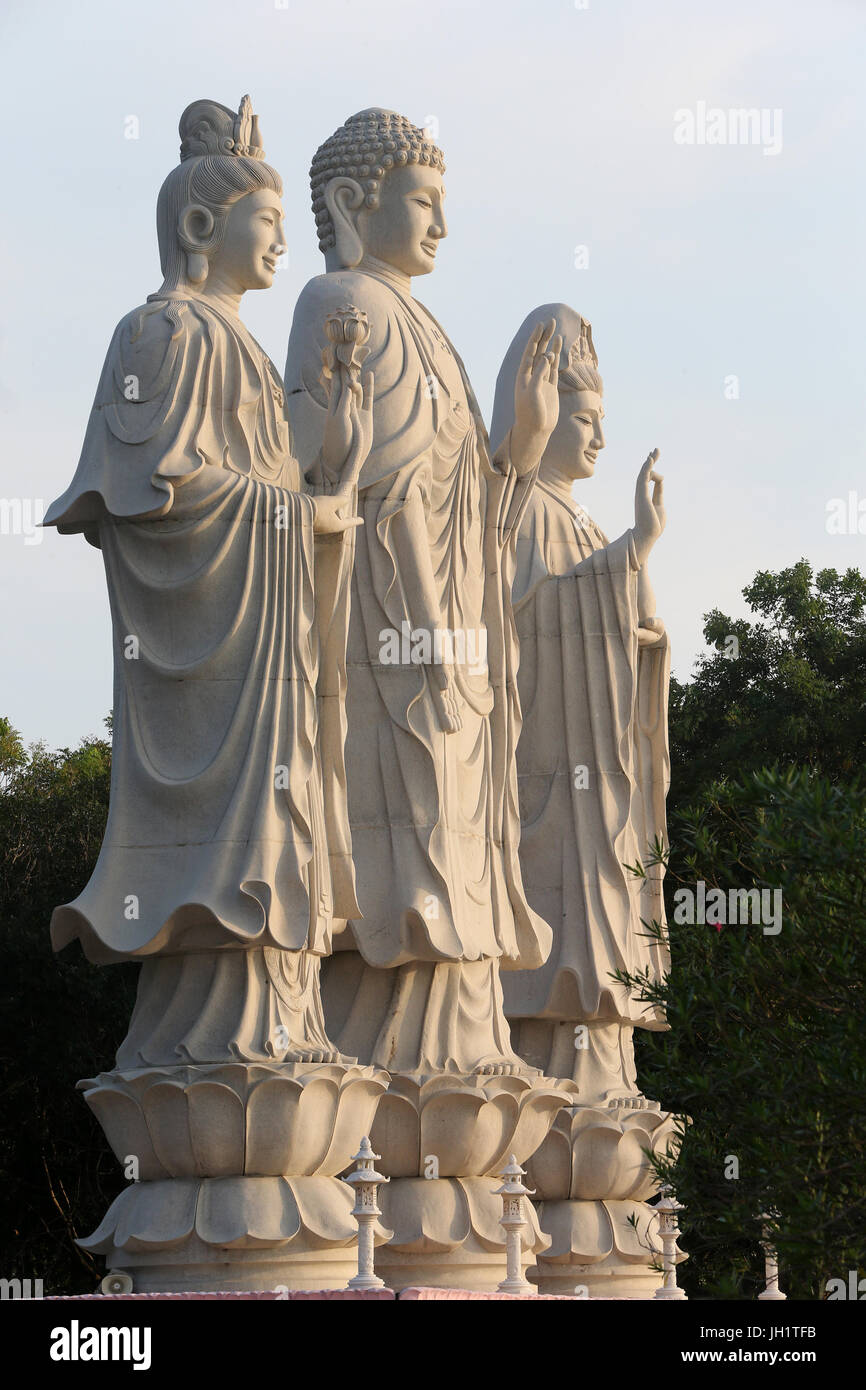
[653,1186,687,1300]
[343,1136,389,1291]
[492,1154,536,1295]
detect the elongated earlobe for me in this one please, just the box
[185,252,208,283]
[178,203,216,284]
[325,178,365,268]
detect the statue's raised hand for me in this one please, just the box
[321,358,375,489]
[509,319,563,476]
[633,448,665,566]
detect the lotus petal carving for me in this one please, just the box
[380,1177,549,1256]
[538,1197,663,1265]
[370,1073,574,1178]
[79,1175,391,1254]
[79,1062,388,1180]
[526,1105,680,1201]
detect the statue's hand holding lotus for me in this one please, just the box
[314,307,374,534]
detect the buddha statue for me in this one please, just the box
[285,110,563,1076]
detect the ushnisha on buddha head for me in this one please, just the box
[310,109,447,276]
[155,95,287,305]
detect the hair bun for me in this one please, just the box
[178,95,265,162]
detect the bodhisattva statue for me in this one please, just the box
[46,95,371,1061]
[488,305,680,1296]
[491,303,671,1106]
[285,110,563,1079]
[43,98,391,1294]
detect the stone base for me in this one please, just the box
[533,1253,663,1299]
[375,1176,547,1293]
[97,1241,362,1295]
[79,1175,391,1294]
[375,1246,535,1292]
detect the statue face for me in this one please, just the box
[206,189,287,292]
[542,388,605,481]
[359,165,448,277]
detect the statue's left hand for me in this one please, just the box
[321,359,375,488]
[633,449,665,565]
[638,619,666,647]
[509,319,562,475]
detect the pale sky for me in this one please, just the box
[1,0,864,748]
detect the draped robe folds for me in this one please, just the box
[45,295,358,966]
[500,482,670,1029]
[285,269,550,974]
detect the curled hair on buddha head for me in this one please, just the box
[310,108,445,256]
[156,95,283,290]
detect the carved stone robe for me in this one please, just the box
[45,294,357,967]
[501,482,670,1029]
[285,268,549,976]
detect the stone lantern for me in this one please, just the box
[492,1155,536,1295]
[344,1137,389,1291]
[653,1186,687,1300]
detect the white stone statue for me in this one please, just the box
[44,96,374,1064]
[45,96,396,1294]
[285,110,564,1077]
[490,303,671,1106]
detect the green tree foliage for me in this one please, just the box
[625,770,865,1299]
[0,722,135,1294]
[668,561,866,818]
[627,563,866,1297]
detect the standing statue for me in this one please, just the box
[43,98,391,1294]
[491,303,670,1105]
[45,95,371,1062]
[285,110,563,1077]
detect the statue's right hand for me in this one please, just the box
[321,357,374,486]
[311,494,364,537]
[430,669,462,734]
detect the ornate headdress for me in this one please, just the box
[178,95,265,162]
[566,318,598,373]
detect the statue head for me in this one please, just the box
[492,303,605,483]
[156,96,286,297]
[310,109,447,276]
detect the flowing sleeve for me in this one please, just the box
[504,502,668,1019]
[43,300,222,545]
[513,491,554,610]
[45,300,340,964]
